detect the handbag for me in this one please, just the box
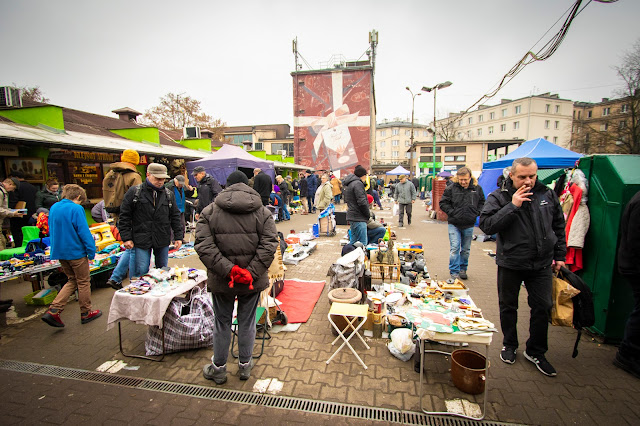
[145,286,215,356]
[550,273,580,327]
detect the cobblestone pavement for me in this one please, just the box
[0,198,639,425]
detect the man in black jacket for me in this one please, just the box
[614,189,640,378]
[299,172,309,215]
[439,167,485,280]
[252,168,273,206]
[480,157,566,377]
[119,163,183,278]
[343,165,370,245]
[193,166,222,219]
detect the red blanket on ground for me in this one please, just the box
[276,279,325,323]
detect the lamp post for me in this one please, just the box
[406,87,420,175]
[422,81,452,184]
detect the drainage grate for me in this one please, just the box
[0,359,515,426]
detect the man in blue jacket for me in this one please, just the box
[306,169,318,213]
[42,184,101,328]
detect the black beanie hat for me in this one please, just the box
[354,165,367,177]
[226,171,249,186]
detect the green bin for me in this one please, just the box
[578,154,640,343]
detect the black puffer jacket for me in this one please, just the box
[618,190,640,276]
[479,178,566,270]
[196,174,222,214]
[343,173,370,223]
[439,178,485,228]
[195,183,278,295]
[118,180,183,249]
[253,172,273,205]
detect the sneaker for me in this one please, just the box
[238,360,254,381]
[500,346,517,364]
[524,351,557,376]
[450,274,459,281]
[42,310,65,328]
[613,352,640,379]
[107,279,122,290]
[399,223,404,228]
[81,310,102,324]
[459,270,468,280]
[203,363,227,384]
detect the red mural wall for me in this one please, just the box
[292,68,372,173]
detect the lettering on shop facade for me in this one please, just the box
[70,164,100,185]
[49,150,120,162]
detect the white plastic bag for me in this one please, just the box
[388,328,415,361]
[392,203,399,216]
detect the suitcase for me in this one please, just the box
[335,211,348,225]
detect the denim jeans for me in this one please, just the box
[280,204,290,221]
[211,291,260,365]
[448,224,474,275]
[367,226,387,245]
[498,266,553,356]
[334,194,341,204]
[133,246,169,277]
[109,249,136,283]
[619,274,640,359]
[349,221,367,246]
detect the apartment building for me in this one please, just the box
[222,124,294,157]
[373,120,429,174]
[436,93,574,148]
[571,96,637,154]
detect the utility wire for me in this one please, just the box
[453,0,616,123]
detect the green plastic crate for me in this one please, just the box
[24,290,58,306]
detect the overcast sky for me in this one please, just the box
[2,0,639,128]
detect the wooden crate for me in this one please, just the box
[369,262,401,282]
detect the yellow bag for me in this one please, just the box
[551,274,581,327]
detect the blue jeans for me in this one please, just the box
[280,204,290,221]
[133,246,169,277]
[448,224,474,275]
[334,194,341,204]
[110,249,136,283]
[367,226,387,245]
[349,221,367,246]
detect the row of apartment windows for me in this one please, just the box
[379,151,411,158]
[457,104,562,127]
[573,104,629,120]
[379,140,413,147]
[379,129,430,137]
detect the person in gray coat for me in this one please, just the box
[393,174,417,227]
[195,171,278,385]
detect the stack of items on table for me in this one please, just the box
[282,231,317,265]
[169,242,196,259]
[365,279,496,360]
[0,251,54,277]
[115,266,202,297]
[364,241,429,286]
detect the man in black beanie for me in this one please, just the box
[343,165,370,245]
[195,168,277,385]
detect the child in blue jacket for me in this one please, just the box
[42,184,101,328]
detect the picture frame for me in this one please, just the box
[5,157,45,183]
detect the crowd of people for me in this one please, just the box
[2,150,638,384]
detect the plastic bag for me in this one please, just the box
[388,327,416,361]
[392,203,399,216]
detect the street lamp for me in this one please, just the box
[406,87,421,174]
[422,81,452,184]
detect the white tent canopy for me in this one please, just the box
[386,165,411,175]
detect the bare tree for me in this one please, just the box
[17,85,50,103]
[141,92,226,141]
[611,39,640,154]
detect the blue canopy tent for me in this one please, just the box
[386,165,411,175]
[479,138,583,196]
[186,144,275,186]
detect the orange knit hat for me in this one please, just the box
[121,149,140,165]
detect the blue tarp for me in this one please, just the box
[482,137,582,170]
[186,144,275,186]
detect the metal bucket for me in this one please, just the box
[450,349,487,395]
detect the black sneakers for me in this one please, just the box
[524,351,557,377]
[107,279,122,290]
[500,346,517,364]
[459,270,468,280]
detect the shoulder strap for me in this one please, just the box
[132,184,143,204]
[165,187,173,209]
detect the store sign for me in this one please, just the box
[49,150,119,162]
[418,162,443,168]
[70,164,100,185]
[0,144,19,156]
[139,155,149,165]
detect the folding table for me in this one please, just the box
[327,302,370,369]
[418,331,493,421]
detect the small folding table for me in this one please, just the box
[326,302,370,369]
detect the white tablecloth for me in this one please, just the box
[106,273,207,330]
